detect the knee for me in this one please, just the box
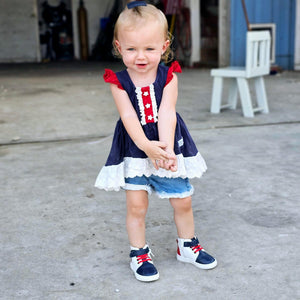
[127,203,148,219]
[171,196,192,213]
[126,191,148,219]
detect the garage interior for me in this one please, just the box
[36,0,219,67]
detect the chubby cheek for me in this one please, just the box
[149,53,163,64]
[121,53,133,66]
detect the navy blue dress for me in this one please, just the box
[95,61,207,191]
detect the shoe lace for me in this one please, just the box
[137,249,154,264]
[191,244,203,254]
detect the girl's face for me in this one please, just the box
[115,20,169,77]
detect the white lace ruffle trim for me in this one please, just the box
[94,153,207,192]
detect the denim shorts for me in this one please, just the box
[124,175,194,199]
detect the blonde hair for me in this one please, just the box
[113,2,173,63]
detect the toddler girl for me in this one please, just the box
[95,0,217,282]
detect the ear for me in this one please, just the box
[162,39,170,54]
[115,40,122,54]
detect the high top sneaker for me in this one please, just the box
[177,237,217,270]
[130,245,159,282]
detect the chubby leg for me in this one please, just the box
[169,196,195,239]
[170,196,217,269]
[126,190,159,281]
[126,190,149,248]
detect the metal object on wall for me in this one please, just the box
[77,0,89,60]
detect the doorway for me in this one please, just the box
[200,0,219,67]
[37,0,74,61]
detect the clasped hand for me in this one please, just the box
[143,140,177,172]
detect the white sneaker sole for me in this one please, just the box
[177,254,218,270]
[130,263,160,282]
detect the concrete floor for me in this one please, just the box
[0,62,299,299]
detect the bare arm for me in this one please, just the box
[157,73,178,171]
[110,84,173,169]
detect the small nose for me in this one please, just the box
[136,50,145,58]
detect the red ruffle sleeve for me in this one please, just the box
[103,69,124,90]
[165,61,182,86]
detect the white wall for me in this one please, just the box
[184,0,200,66]
[0,0,40,62]
[219,0,231,67]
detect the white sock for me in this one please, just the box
[178,237,194,242]
[130,244,147,251]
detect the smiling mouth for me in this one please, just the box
[137,64,147,67]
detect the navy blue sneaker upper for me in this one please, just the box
[130,247,158,276]
[184,237,216,265]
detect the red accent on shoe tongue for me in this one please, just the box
[192,245,203,253]
[137,253,151,264]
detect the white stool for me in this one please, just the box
[210,31,271,117]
